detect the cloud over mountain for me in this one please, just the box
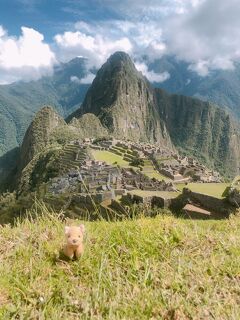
[165,0,240,75]
[0,26,56,84]
[1,0,240,83]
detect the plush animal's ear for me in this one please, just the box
[79,224,85,233]
[65,226,70,234]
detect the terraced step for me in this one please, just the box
[109,149,122,156]
[123,157,134,162]
[60,154,73,159]
[64,144,81,150]
[60,159,83,165]
[59,165,80,171]
[111,146,126,153]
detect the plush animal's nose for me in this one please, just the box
[72,239,77,243]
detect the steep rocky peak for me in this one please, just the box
[19,106,65,169]
[104,51,138,74]
[80,51,172,147]
[81,51,152,116]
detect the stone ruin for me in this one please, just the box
[121,168,176,192]
[90,138,222,184]
[49,160,122,195]
[152,153,221,183]
[48,156,177,208]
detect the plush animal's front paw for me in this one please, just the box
[75,245,84,259]
[63,245,74,259]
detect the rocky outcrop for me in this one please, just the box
[80,52,173,148]
[19,106,65,170]
[69,113,108,139]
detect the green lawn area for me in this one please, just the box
[143,170,171,181]
[91,150,131,167]
[129,189,179,199]
[92,150,171,181]
[141,160,171,181]
[0,205,239,319]
[177,183,230,199]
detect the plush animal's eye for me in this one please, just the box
[68,235,71,238]
[78,235,81,238]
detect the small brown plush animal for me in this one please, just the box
[63,225,85,259]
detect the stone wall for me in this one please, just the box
[181,188,233,217]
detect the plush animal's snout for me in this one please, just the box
[72,239,78,244]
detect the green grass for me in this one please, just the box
[0,203,240,319]
[129,190,179,199]
[177,183,230,199]
[91,150,131,167]
[141,160,170,181]
[91,150,170,182]
[143,170,170,181]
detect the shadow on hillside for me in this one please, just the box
[0,147,20,192]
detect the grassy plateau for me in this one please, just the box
[0,203,239,319]
[177,183,230,199]
[91,150,131,168]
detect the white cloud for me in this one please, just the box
[0,26,6,38]
[70,73,95,84]
[59,0,240,77]
[188,60,209,77]
[1,0,240,83]
[81,73,95,84]
[0,26,56,83]
[54,29,132,68]
[54,20,169,83]
[135,62,170,83]
[165,0,240,75]
[97,0,203,19]
[70,76,81,84]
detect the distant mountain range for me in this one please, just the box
[1,53,240,159]
[151,56,240,117]
[0,57,90,157]
[4,51,237,195]
[1,51,240,188]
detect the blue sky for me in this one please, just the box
[0,0,123,39]
[0,0,240,84]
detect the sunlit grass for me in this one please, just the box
[143,170,170,181]
[128,189,179,199]
[91,150,131,167]
[0,203,239,319]
[177,183,230,199]
[91,150,170,181]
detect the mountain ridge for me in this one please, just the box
[75,51,240,178]
[2,51,240,191]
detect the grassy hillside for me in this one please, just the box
[0,57,90,158]
[0,204,239,319]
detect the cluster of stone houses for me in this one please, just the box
[49,159,176,197]
[153,154,221,183]
[85,137,222,183]
[49,160,121,195]
[45,138,230,218]
[121,168,176,192]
